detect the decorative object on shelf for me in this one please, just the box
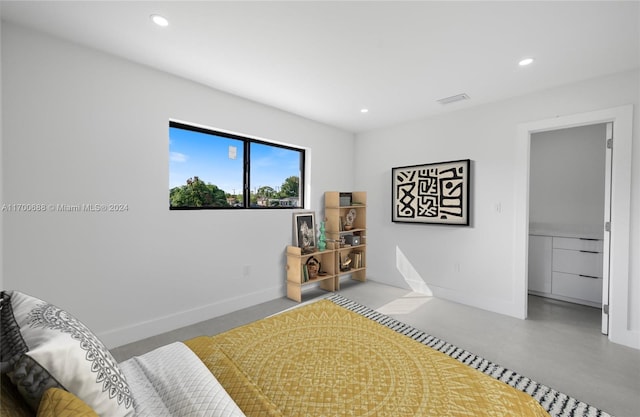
[317,220,327,251]
[293,211,316,251]
[392,159,471,225]
[344,209,356,230]
[352,251,363,268]
[339,253,352,271]
[306,256,320,279]
[344,235,360,246]
[339,192,352,206]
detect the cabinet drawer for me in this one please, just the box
[552,249,602,277]
[553,237,602,253]
[552,272,603,303]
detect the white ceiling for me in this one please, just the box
[2,1,639,133]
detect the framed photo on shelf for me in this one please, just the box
[392,159,470,225]
[293,211,316,250]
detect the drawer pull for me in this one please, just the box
[579,274,599,279]
[579,250,599,254]
[579,238,599,241]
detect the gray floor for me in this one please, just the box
[111,280,640,417]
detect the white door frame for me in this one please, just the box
[514,105,637,349]
[603,122,613,335]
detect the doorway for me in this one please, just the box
[527,123,608,333]
[514,105,635,349]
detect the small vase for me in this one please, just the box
[318,221,327,251]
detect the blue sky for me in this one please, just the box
[169,127,301,195]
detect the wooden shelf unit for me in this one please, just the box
[285,191,367,302]
[325,191,367,283]
[285,243,338,302]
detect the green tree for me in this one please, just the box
[279,176,299,198]
[170,176,230,208]
[256,186,276,198]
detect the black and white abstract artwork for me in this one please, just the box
[392,159,470,225]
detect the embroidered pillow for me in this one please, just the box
[0,290,135,417]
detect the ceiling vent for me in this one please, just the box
[437,93,470,105]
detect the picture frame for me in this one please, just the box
[293,211,317,250]
[392,159,470,225]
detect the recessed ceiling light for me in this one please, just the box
[519,57,534,66]
[360,109,369,113]
[151,14,169,27]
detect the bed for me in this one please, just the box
[1,290,612,417]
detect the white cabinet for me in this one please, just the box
[528,234,603,307]
[528,235,552,293]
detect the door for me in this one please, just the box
[529,122,610,330]
[601,122,613,335]
[518,105,634,348]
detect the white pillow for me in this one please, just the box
[0,290,135,417]
[120,342,248,417]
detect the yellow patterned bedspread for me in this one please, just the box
[185,299,550,417]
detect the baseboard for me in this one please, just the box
[610,325,640,350]
[528,290,601,309]
[99,285,285,349]
[428,284,524,319]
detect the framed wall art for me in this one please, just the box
[392,159,470,225]
[293,211,316,250]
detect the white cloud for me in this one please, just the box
[170,152,188,163]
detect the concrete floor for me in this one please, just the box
[111,280,640,417]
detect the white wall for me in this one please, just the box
[1,22,354,348]
[356,70,639,344]
[0,15,3,291]
[529,124,606,234]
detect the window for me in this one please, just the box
[169,121,305,209]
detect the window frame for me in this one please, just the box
[169,121,306,210]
